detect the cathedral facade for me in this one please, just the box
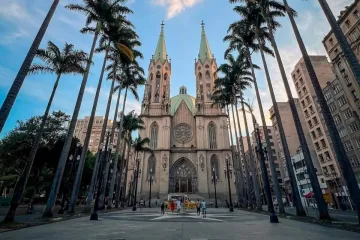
[135,23,235,200]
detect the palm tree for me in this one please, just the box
[3,42,87,222]
[282,0,360,223]
[235,0,330,219]
[215,53,261,209]
[109,111,145,208]
[225,10,286,213]
[131,136,153,210]
[317,0,360,85]
[68,17,137,213]
[0,0,60,134]
[43,0,131,217]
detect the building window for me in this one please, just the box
[349,122,360,133]
[300,78,304,85]
[313,116,319,125]
[315,142,321,151]
[351,30,360,42]
[338,127,347,138]
[150,122,159,149]
[311,131,316,139]
[344,109,353,119]
[324,92,331,100]
[354,10,360,19]
[148,155,156,180]
[345,20,351,28]
[344,141,353,152]
[328,103,336,112]
[333,114,341,124]
[303,87,308,94]
[211,155,219,176]
[329,38,334,46]
[309,105,315,114]
[352,90,359,100]
[295,82,299,90]
[318,154,325,163]
[316,127,323,136]
[356,139,360,148]
[301,100,306,108]
[306,96,311,104]
[320,139,327,148]
[337,96,347,106]
[333,84,342,95]
[308,120,313,129]
[208,122,217,149]
[344,75,351,85]
[349,156,359,167]
[324,151,331,161]
[304,110,309,118]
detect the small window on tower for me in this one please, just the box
[205,65,209,68]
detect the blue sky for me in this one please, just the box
[0,0,353,137]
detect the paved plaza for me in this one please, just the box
[1,208,360,240]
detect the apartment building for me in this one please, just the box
[249,126,285,202]
[321,80,360,184]
[74,116,119,153]
[291,56,341,187]
[269,99,322,201]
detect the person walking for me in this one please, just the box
[196,199,201,216]
[160,202,165,215]
[201,199,207,218]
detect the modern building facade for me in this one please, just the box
[135,23,234,200]
[74,116,118,153]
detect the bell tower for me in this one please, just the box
[142,21,171,115]
[195,21,220,114]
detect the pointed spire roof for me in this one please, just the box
[198,21,213,63]
[153,21,167,64]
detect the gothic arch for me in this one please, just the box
[208,121,217,149]
[147,155,156,180]
[169,158,197,193]
[164,72,168,81]
[205,71,210,80]
[211,154,219,177]
[156,71,161,78]
[198,72,203,83]
[150,73,153,81]
[150,122,159,149]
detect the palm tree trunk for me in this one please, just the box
[115,139,127,207]
[107,87,122,208]
[238,98,261,210]
[230,103,246,207]
[264,21,328,217]
[68,41,111,214]
[121,139,132,204]
[43,30,99,217]
[4,74,61,222]
[284,0,360,222]
[317,0,360,84]
[118,139,129,205]
[0,0,59,133]
[113,87,129,206]
[85,70,116,211]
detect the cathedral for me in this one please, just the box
[135,22,235,200]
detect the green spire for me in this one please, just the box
[198,21,213,63]
[154,21,167,64]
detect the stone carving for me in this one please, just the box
[220,120,228,129]
[196,120,204,130]
[162,154,168,171]
[162,119,170,130]
[173,123,193,143]
[199,154,205,171]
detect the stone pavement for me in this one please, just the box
[1,208,359,240]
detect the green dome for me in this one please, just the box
[170,94,195,115]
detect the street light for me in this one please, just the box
[90,132,110,220]
[58,142,82,214]
[254,122,279,223]
[148,168,153,208]
[212,167,218,208]
[224,154,234,212]
[132,157,141,211]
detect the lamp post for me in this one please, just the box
[90,132,110,220]
[132,157,141,211]
[224,154,234,212]
[254,123,279,223]
[212,167,218,208]
[58,142,81,214]
[128,175,133,207]
[148,168,153,208]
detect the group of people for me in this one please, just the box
[160,198,207,218]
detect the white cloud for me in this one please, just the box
[151,0,203,18]
[326,0,354,16]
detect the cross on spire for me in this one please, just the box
[201,20,205,30]
[161,21,165,29]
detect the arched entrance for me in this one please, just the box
[169,158,197,193]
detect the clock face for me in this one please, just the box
[173,123,193,143]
